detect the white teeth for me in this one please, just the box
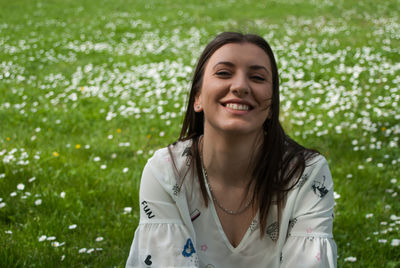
[226,103,250,111]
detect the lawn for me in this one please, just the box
[0,0,399,267]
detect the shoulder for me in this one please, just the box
[146,139,192,171]
[301,154,333,189]
[290,154,334,211]
[142,139,193,193]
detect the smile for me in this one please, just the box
[225,103,251,111]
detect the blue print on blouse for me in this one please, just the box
[182,238,196,257]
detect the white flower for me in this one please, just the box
[391,239,400,246]
[333,192,340,199]
[38,235,47,242]
[85,144,90,149]
[5,230,12,234]
[108,135,113,139]
[390,215,400,221]
[159,131,165,137]
[61,255,65,261]
[10,192,17,197]
[60,192,66,198]
[69,224,77,230]
[344,256,357,262]
[95,236,104,242]
[35,199,42,206]
[78,248,87,253]
[51,241,60,247]
[100,164,107,169]
[124,207,132,214]
[28,177,36,182]
[123,168,129,173]
[0,173,5,179]
[0,202,5,208]
[365,213,374,219]
[378,239,387,243]
[93,156,101,162]
[17,183,25,190]
[47,236,56,241]
[111,153,117,159]
[87,248,95,254]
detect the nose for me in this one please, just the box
[230,73,249,97]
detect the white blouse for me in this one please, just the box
[126,140,337,268]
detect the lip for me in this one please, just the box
[220,99,254,109]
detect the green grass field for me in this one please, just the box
[0,0,399,266]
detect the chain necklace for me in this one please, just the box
[200,157,254,215]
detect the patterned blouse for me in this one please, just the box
[126,140,337,267]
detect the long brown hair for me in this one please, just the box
[171,32,318,236]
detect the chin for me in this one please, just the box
[218,124,262,136]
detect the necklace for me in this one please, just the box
[201,158,254,215]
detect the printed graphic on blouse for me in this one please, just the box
[190,209,201,222]
[287,218,298,238]
[141,201,155,219]
[249,218,258,232]
[144,255,152,266]
[172,183,181,196]
[182,146,192,166]
[182,238,196,257]
[315,252,321,261]
[182,147,192,157]
[297,173,309,189]
[266,222,279,242]
[312,175,329,198]
[200,244,208,251]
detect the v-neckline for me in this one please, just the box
[203,174,258,252]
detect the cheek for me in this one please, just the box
[255,86,273,108]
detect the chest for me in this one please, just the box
[215,205,256,248]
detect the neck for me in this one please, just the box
[201,127,263,187]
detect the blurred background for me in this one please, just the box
[0,0,399,266]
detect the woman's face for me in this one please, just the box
[194,42,273,136]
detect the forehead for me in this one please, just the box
[206,42,272,69]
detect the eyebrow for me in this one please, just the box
[213,61,271,75]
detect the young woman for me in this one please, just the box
[126,32,337,267]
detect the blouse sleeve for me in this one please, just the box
[281,156,337,268]
[126,150,199,268]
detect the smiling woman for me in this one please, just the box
[194,43,272,136]
[126,32,337,268]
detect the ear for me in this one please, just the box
[194,92,203,112]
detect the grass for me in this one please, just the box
[0,0,399,266]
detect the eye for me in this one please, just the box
[251,75,266,82]
[215,70,232,77]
